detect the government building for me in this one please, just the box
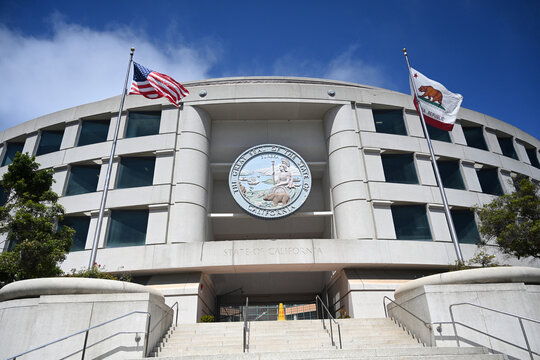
[1,77,539,323]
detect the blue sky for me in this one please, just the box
[1,0,539,139]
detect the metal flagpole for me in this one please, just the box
[88,47,135,269]
[402,48,464,263]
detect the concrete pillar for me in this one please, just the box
[170,106,211,243]
[324,105,373,239]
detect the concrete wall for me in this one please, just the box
[0,291,171,359]
[389,279,540,360]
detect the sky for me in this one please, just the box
[0,0,538,139]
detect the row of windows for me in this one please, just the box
[381,153,504,196]
[372,109,540,168]
[392,205,481,244]
[56,205,480,253]
[0,111,161,167]
[65,157,155,195]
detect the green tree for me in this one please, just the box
[0,153,73,286]
[477,175,540,259]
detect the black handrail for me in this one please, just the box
[7,311,151,360]
[243,296,249,353]
[315,295,342,349]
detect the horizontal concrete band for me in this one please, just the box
[0,277,164,302]
[394,266,540,298]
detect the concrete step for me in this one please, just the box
[145,347,507,360]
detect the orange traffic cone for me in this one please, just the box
[278,303,285,321]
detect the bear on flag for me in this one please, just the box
[409,68,463,131]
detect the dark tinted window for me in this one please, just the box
[526,148,540,168]
[106,210,148,247]
[477,168,503,196]
[125,111,161,138]
[427,124,451,142]
[1,143,24,167]
[117,157,155,189]
[65,165,101,196]
[381,154,418,184]
[373,109,407,135]
[437,161,465,190]
[36,130,63,156]
[62,217,91,251]
[497,137,518,160]
[463,127,488,151]
[78,120,110,146]
[391,205,432,241]
[451,209,481,244]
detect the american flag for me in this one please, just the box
[129,62,189,107]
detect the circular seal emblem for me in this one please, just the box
[229,144,311,219]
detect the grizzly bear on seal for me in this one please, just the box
[263,192,290,206]
[418,86,443,105]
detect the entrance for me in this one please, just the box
[212,271,331,322]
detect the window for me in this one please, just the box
[477,168,503,196]
[381,153,418,184]
[462,126,488,150]
[36,130,63,156]
[125,111,161,138]
[0,185,7,206]
[526,148,540,168]
[437,160,465,190]
[497,137,518,160]
[65,165,101,196]
[78,120,110,146]
[1,143,24,167]
[391,205,432,241]
[426,124,451,142]
[106,209,148,247]
[373,109,407,135]
[61,217,90,251]
[116,157,155,189]
[451,209,481,244]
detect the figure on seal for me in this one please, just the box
[264,158,295,207]
[418,85,443,105]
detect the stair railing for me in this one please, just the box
[450,302,540,360]
[150,301,178,334]
[383,296,435,345]
[315,295,342,349]
[7,310,151,360]
[242,296,249,353]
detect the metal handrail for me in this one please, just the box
[315,295,342,349]
[383,296,432,330]
[450,302,540,360]
[150,301,178,333]
[243,297,249,353]
[7,310,151,360]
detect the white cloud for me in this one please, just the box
[272,45,393,89]
[0,18,217,131]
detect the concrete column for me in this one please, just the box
[169,106,211,243]
[324,105,373,239]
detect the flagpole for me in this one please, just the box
[402,48,464,263]
[88,47,135,269]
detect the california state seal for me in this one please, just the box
[229,144,311,219]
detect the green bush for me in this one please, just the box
[66,263,131,282]
[200,314,215,322]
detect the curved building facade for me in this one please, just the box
[1,77,539,322]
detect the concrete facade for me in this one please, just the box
[1,77,539,324]
[0,278,172,359]
[388,267,540,360]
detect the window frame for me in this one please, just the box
[77,119,111,147]
[391,204,433,241]
[372,108,408,136]
[125,111,162,138]
[106,209,149,248]
[381,152,419,184]
[462,126,488,151]
[36,130,64,156]
[64,164,101,196]
[116,156,156,189]
[476,167,504,196]
[437,159,466,190]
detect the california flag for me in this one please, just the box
[409,68,463,131]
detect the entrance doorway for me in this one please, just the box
[212,271,331,322]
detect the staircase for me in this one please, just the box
[146,318,508,359]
